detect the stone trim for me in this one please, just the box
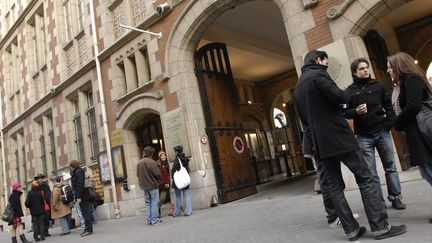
[327,0,355,19]
[115,91,163,120]
[303,0,320,9]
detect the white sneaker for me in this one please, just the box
[329,214,360,228]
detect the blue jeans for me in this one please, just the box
[59,215,70,234]
[356,131,402,201]
[145,189,159,224]
[75,203,85,226]
[174,188,192,216]
[322,150,390,238]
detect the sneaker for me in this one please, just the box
[391,198,406,210]
[152,219,163,226]
[329,214,360,228]
[78,225,85,230]
[348,226,366,241]
[374,225,407,240]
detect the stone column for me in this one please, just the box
[124,57,138,93]
[135,50,150,87]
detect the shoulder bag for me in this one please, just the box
[173,158,191,190]
[1,203,14,224]
[42,191,50,212]
[416,94,432,148]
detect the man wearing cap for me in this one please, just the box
[34,174,52,237]
[137,146,161,226]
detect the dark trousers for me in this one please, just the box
[32,214,45,240]
[316,158,338,223]
[79,200,94,233]
[322,150,389,237]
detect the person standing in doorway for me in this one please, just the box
[8,183,32,243]
[387,52,432,222]
[137,146,161,226]
[157,150,170,218]
[69,160,93,237]
[344,58,406,210]
[171,145,192,217]
[294,50,406,241]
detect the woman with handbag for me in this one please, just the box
[8,183,32,243]
[388,52,432,222]
[25,180,47,242]
[171,145,192,217]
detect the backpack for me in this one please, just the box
[60,184,74,204]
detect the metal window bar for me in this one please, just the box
[22,146,27,184]
[86,106,99,161]
[39,135,47,175]
[49,129,57,171]
[15,150,20,184]
[73,114,85,164]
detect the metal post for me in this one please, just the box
[89,0,120,218]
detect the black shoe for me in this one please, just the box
[348,226,366,241]
[81,231,93,237]
[429,218,432,224]
[60,232,71,236]
[391,198,406,210]
[375,225,407,240]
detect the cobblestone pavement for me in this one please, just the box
[1,170,431,243]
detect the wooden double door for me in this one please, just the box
[195,43,257,203]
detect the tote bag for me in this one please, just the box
[173,158,191,190]
[417,96,432,148]
[1,204,13,224]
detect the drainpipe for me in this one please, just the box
[0,93,8,206]
[89,0,120,218]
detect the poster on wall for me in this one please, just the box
[98,151,111,183]
[111,145,127,180]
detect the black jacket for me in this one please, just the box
[9,190,24,219]
[394,74,429,131]
[344,77,396,134]
[71,166,91,201]
[25,186,46,216]
[294,64,359,160]
[171,153,190,190]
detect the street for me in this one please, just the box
[2,170,432,243]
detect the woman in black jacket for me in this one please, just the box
[171,145,192,217]
[388,52,432,222]
[8,183,32,243]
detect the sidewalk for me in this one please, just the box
[1,169,431,243]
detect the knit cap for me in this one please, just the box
[12,182,21,190]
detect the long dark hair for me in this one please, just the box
[387,52,432,94]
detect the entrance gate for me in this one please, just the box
[195,42,257,203]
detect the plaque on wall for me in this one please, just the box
[161,107,191,161]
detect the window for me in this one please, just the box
[73,99,85,163]
[112,1,127,39]
[39,121,48,176]
[86,90,99,160]
[131,0,146,24]
[15,149,20,184]
[77,0,86,32]
[64,0,73,41]
[22,145,27,183]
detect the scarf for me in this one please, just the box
[392,84,402,116]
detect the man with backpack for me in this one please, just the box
[51,176,72,236]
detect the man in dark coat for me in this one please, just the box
[25,180,46,242]
[69,160,93,237]
[294,50,406,241]
[34,174,52,237]
[344,58,405,210]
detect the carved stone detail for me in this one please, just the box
[327,0,355,19]
[303,0,320,9]
[116,91,163,120]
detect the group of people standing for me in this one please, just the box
[136,145,192,226]
[7,160,98,242]
[295,50,432,241]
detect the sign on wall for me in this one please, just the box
[98,151,111,183]
[161,107,191,161]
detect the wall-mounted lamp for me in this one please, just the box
[414,60,419,64]
[247,100,252,104]
[119,24,162,39]
[282,103,286,107]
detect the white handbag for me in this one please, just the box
[173,158,191,189]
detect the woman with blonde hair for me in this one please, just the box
[388,52,432,217]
